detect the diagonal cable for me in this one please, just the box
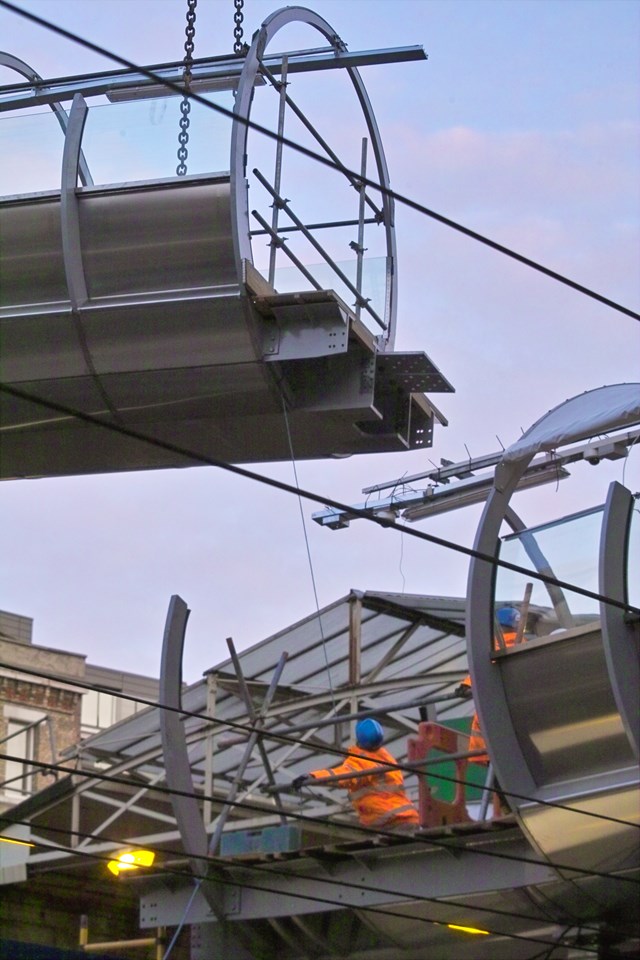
[0,0,638,322]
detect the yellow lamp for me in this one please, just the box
[107,848,155,876]
[447,923,490,935]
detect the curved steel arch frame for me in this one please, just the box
[466,386,640,882]
[0,52,93,187]
[230,5,398,348]
[599,481,640,759]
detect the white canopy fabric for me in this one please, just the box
[503,383,640,463]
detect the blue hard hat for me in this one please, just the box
[497,606,520,628]
[355,718,384,750]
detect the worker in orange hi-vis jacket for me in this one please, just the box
[292,718,419,833]
[456,605,522,764]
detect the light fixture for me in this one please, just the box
[106,72,267,103]
[447,923,490,935]
[313,460,570,529]
[402,463,570,522]
[107,848,155,876]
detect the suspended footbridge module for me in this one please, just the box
[0,6,452,479]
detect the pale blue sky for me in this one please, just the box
[1,0,638,680]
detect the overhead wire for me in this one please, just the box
[0,813,605,955]
[1,4,638,627]
[1,656,639,834]
[280,393,336,708]
[0,661,640,829]
[0,0,637,927]
[0,0,638,322]
[2,382,638,621]
[0,816,605,957]
[1,672,639,847]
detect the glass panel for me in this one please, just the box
[495,505,605,644]
[115,696,136,722]
[4,721,33,794]
[273,256,387,326]
[98,692,115,729]
[81,689,99,729]
[82,95,233,186]
[0,109,66,194]
[0,93,234,197]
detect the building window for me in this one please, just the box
[1,706,45,800]
[81,689,138,736]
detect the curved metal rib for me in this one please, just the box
[599,481,640,758]
[230,6,397,346]
[0,52,93,186]
[159,596,228,920]
[61,94,90,310]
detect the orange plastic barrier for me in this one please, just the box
[407,722,472,828]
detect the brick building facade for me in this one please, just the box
[0,610,159,811]
[0,612,84,810]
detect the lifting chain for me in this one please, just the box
[233,0,245,55]
[176,0,198,177]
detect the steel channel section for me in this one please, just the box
[466,393,640,911]
[139,835,557,927]
[0,48,427,112]
[599,482,640,759]
[230,5,397,349]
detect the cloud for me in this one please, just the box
[389,120,640,226]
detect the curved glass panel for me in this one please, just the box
[0,93,233,197]
[272,256,387,322]
[0,109,66,194]
[82,95,233,185]
[494,505,605,643]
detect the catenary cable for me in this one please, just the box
[2,382,638,620]
[1,9,636,944]
[2,655,639,833]
[0,812,606,954]
[280,393,337,708]
[0,0,638,323]
[0,829,603,957]
[1,750,638,890]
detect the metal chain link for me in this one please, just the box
[176,0,197,177]
[233,0,245,55]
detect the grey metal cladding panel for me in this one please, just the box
[262,310,349,361]
[0,196,67,306]
[132,406,404,463]
[1,312,88,380]
[100,365,273,419]
[520,784,640,873]
[78,179,236,298]
[81,295,256,372]
[503,632,634,784]
[0,375,106,428]
[281,350,376,413]
[0,415,208,479]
